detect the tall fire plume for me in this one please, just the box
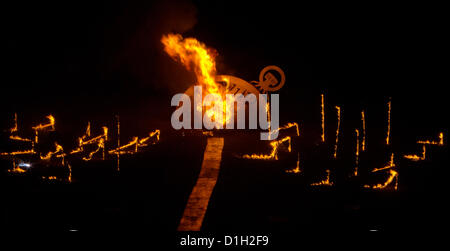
[161,33,232,127]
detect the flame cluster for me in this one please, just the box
[242,136,291,160]
[1,114,161,181]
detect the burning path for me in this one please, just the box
[178,137,224,231]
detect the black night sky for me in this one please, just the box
[1,0,449,244]
[3,1,448,128]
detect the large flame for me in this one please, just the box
[161,33,232,126]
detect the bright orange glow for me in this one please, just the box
[10,113,18,133]
[286,152,301,174]
[271,122,300,138]
[8,166,27,173]
[354,129,359,176]
[333,106,340,158]
[242,136,291,160]
[403,145,426,161]
[321,94,325,142]
[202,131,213,136]
[41,176,58,181]
[40,142,64,161]
[9,135,32,142]
[0,149,36,156]
[83,138,105,161]
[70,126,108,161]
[365,169,398,190]
[366,154,398,190]
[311,169,333,186]
[108,130,160,155]
[161,33,233,126]
[372,153,395,172]
[32,115,55,143]
[361,110,366,151]
[67,164,72,183]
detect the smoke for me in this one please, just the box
[108,0,198,94]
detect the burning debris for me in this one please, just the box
[40,142,64,162]
[242,136,291,160]
[32,115,55,144]
[386,99,391,145]
[354,129,360,177]
[361,110,366,152]
[403,132,444,161]
[162,33,233,127]
[311,169,333,186]
[366,169,399,190]
[333,106,341,159]
[417,132,444,146]
[285,152,301,174]
[321,93,325,142]
[403,145,426,161]
[108,130,160,155]
[365,154,398,190]
[1,113,161,180]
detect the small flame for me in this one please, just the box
[67,163,72,183]
[162,33,233,126]
[417,132,444,146]
[242,136,291,160]
[365,169,398,190]
[321,94,325,142]
[372,153,395,172]
[108,130,160,155]
[8,164,27,173]
[361,110,366,151]
[40,142,64,161]
[286,152,301,174]
[311,169,333,186]
[10,113,18,133]
[1,149,36,156]
[72,126,108,161]
[32,115,55,143]
[271,122,300,137]
[403,145,426,161]
[82,138,105,161]
[354,129,359,176]
[386,99,391,145]
[333,106,341,158]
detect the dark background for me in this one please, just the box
[1,0,449,243]
[2,0,448,133]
